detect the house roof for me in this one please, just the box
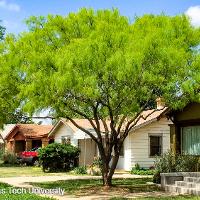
[0,124,16,143]
[48,118,109,137]
[49,107,169,137]
[5,124,53,140]
[132,107,169,130]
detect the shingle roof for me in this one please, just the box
[5,124,53,140]
[49,107,168,136]
[132,107,168,130]
[61,118,109,132]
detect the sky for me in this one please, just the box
[1,0,200,34]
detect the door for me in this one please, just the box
[182,126,200,155]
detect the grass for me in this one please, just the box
[31,178,160,196]
[31,178,200,199]
[0,163,73,177]
[0,182,55,200]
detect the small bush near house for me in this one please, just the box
[153,151,200,183]
[134,163,141,170]
[130,163,156,175]
[0,146,4,161]
[152,171,161,184]
[87,156,102,176]
[131,169,156,175]
[154,151,176,173]
[92,156,103,169]
[2,152,18,165]
[175,154,199,172]
[38,143,80,172]
[74,166,87,175]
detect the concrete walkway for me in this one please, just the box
[0,174,171,200]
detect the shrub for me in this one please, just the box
[153,171,161,184]
[130,169,156,175]
[3,152,18,165]
[154,151,176,173]
[175,155,199,172]
[130,163,156,175]
[92,156,102,169]
[87,157,102,176]
[38,143,80,172]
[134,163,141,170]
[74,166,87,174]
[153,150,200,183]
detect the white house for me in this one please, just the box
[49,99,172,170]
[48,118,99,166]
[120,107,172,170]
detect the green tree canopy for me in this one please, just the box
[0,23,27,126]
[3,9,200,185]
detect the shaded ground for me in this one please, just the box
[110,196,200,200]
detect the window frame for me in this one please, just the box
[148,133,163,158]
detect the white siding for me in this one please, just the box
[124,117,172,170]
[117,135,131,170]
[54,124,78,146]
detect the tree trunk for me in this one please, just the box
[101,156,111,186]
[101,153,120,187]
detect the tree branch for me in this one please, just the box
[65,116,99,144]
[120,107,165,142]
[92,102,103,142]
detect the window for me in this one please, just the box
[182,126,200,155]
[61,136,71,144]
[119,144,124,156]
[149,135,162,157]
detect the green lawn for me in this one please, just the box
[0,164,72,177]
[31,178,200,199]
[31,178,160,196]
[0,182,55,200]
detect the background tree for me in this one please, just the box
[6,109,34,124]
[0,23,27,127]
[3,9,200,186]
[0,21,5,41]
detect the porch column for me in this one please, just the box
[7,140,15,153]
[170,124,178,154]
[25,139,32,151]
[42,138,49,148]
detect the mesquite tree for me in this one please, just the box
[3,9,200,186]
